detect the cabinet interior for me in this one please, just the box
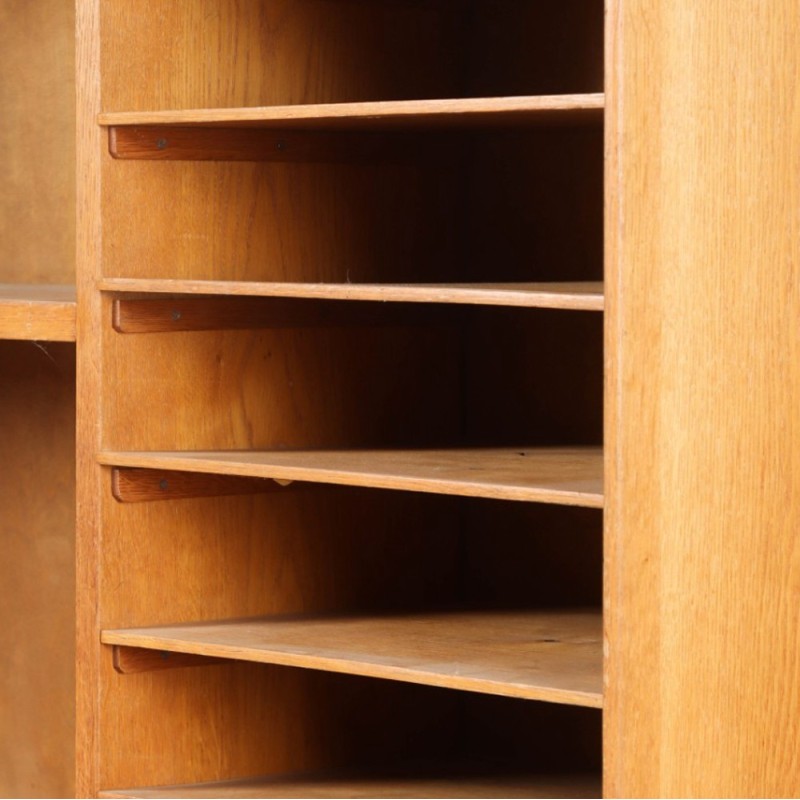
[88,0,605,794]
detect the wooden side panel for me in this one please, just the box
[0,0,75,283]
[605,1,800,796]
[0,342,75,798]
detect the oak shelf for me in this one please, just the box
[102,609,603,708]
[0,284,77,342]
[98,448,604,508]
[99,279,605,312]
[99,769,602,799]
[99,95,605,131]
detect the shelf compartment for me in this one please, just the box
[99,769,601,799]
[100,95,605,130]
[102,609,603,708]
[100,279,604,312]
[102,96,603,161]
[0,284,76,342]
[98,448,604,508]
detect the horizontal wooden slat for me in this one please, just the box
[0,284,76,341]
[99,94,605,130]
[111,468,292,503]
[100,279,605,312]
[111,296,447,334]
[102,610,603,707]
[99,769,601,799]
[97,448,604,507]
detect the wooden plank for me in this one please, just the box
[99,770,601,799]
[111,296,447,334]
[111,468,292,503]
[112,646,224,674]
[102,610,603,708]
[605,0,800,797]
[99,95,605,130]
[98,448,604,507]
[101,279,605,312]
[0,284,77,341]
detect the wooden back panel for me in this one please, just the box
[0,343,75,798]
[0,0,75,283]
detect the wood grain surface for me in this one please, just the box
[1,0,76,795]
[98,448,604,507]
[605,0,800,796]
[102,610,603,708]
[77,0,606,794]
[99,94,605,129]
[0,284,77,341]
[99,769,601,799]
[100,279,605,311]
[0,342,75,798]
[0,0,75,285]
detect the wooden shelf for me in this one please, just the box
[98,448,604,507]
[99,95,605,130]
[102,609,603,708]
[99,279,605,312]
[99,769,601,799]
[0,284,76,342]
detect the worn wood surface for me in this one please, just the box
[605,0,800,796]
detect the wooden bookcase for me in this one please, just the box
[0,1,76,796]
[63,0,800,798]
[77,1,605,796]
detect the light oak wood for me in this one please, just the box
[0,342,75,798]
[0,0,76,795]
[102,610,603,708]
[99,770,601,799]
[605,0,800,796]
[0,284,77,341]
[101,279,605,311]
[78,0,606,794]
[99,95,605,130]
[0,0,75,285]
[98,448,604,507]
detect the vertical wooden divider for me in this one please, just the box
[605,1,800,796]
[76,0,103,794]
